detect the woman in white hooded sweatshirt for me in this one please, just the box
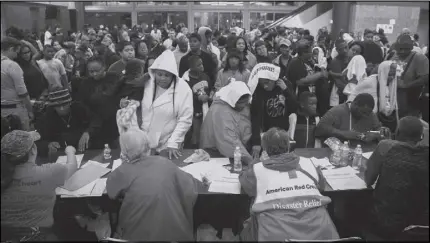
[117,50,193,159]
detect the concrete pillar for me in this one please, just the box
[331,2,352,40]
[75,1,85,31]
[187,2,194,32]
[242,2,250,31]
[131,2,137,27]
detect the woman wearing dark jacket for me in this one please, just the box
[75,57,123,151]
[15,44,48,100]
[116,59,146,103]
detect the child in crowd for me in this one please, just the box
[289,91,321,148]
[36,45,70,92]
[183,55,212,148]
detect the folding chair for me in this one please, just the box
[286,237,363,242]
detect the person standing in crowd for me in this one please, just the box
[287,40,330,116]
[179,33,217,85]
[134,40,149,63]
[106,128,205,241]
[214,49,251,91]
[98,40,121,68]
[173,36,189,71]
[15,43,48,100]
[200,81,253,164]
[119,50,193,159]
[234,36,257,71]
[250,74,297,159]
[108,41,136,75]
[342,41,367,97]
[53,42,76,81]
[76,57,122,151]
[365,116,429,240]
[254,40,272,63]
[198,27,221,70]
[289,92,321,148]
[240,127,339,241]
[151,25,162,42]
[273,39,293,80]
[52,41,62,53]
[44,25,53,46]
[395,34,429,119]
[116,58,146,102]
[1,37,34,131]
[1,130,78,242]
[36,45,70,92]
[101,35,116,54]
[217,36,227,61]
[328,39,350,108]
[163,28,177,51]
[315,93,383,148]
[182,56,211,148]
[362,29,384,66]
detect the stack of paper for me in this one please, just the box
[180,158,241,194]
[310,157,334,169]
[112,159,123,171]
[56,154,84,168]
[82,160,110,169]
[322,166,367,190]
[61,163,110,191]
[56,178,107,197]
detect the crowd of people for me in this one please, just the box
[1,21,429,242]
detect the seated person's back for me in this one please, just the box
[239,128,339,241]
[365,116,429,238]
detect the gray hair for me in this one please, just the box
[261,127,290,156]
[119,128,150,163]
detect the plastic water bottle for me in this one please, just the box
[103,144,112,160]
[352,145,363,170]
[330,144,342,166]
[340,141,350,167]
[233,146,242,172]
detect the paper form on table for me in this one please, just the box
[61,163,110,191]
[91,178,107,196]
[56,154,84,168]
[310,157,333,169]
[82,160,110,169]
[362,152,373,159]
[180,159,230,182]
[208,176,241,194]
[56,180,97,197]
[322,166,367,190]
[112,159,123,171]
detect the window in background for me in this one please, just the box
[219,12,243,31]
[249,2,274,7]
[274,13,288,22]
[193,12,219,31]
[195,2,244,6]
[85,12,132,30]
[138,12,187,29]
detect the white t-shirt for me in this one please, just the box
[36,59,66,91]
[44,31,52,46]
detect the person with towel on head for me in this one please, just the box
[200,81,253,164]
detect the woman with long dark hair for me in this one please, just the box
[214,48,251,91]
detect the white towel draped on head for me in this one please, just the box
[247,63,280,96]
[215,81,251,108]
[116,100,141,135]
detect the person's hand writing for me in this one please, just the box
[276,79,287,90]
[168,147,182,159]
[202,175,211,188]
[65,146,76,155]
[78,132,90,152]
[252,145,261,159]
[48,142,61,155]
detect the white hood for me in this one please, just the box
[216,81,251,108]
[149,49,179,80]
